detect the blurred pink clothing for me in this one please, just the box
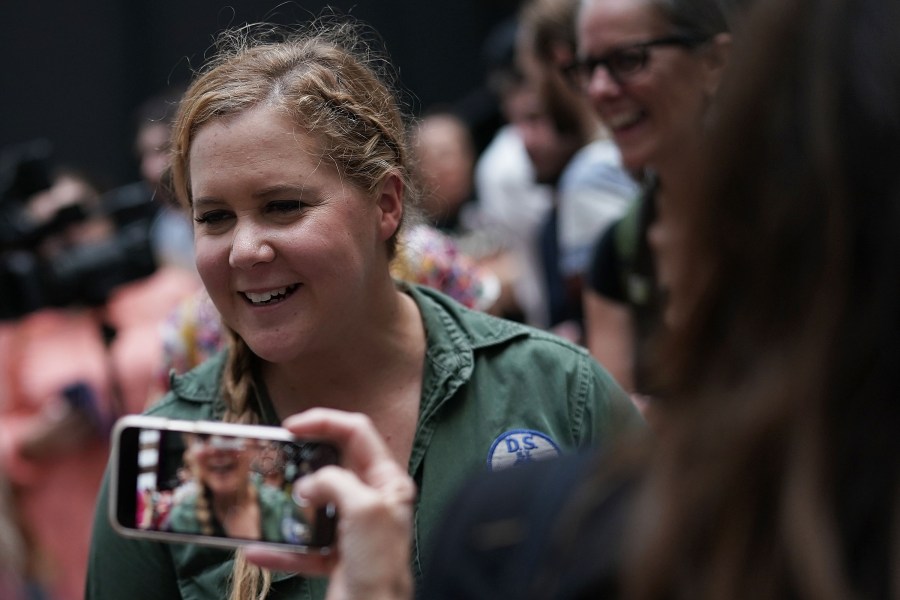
[0,266,199,600]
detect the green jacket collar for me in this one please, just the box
[166,283,532,457]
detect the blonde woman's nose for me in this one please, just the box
[229,220,275,268]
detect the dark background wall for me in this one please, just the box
[0,0,521,190]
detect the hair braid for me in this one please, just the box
[221,331,260,425]
[220,333,270,599]
[195,486,214,537]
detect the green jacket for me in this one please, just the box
[165,480,303,543]
[86,284,641,600]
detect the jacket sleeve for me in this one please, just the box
[85,465,182,600]
[575,354,645,446]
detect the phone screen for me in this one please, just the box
[111,417,338,551]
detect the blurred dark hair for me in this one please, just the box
[655,0,734,37]
[627,0,900,597]
[521,0,579,62]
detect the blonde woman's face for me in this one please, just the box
[189,105,397,363]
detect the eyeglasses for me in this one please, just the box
[564,35,707,88]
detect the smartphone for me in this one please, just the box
[109,414,339,553]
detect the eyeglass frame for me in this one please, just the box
[563,34,709,88]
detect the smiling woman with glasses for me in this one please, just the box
[575,0,733,175]
[577,0,738,404]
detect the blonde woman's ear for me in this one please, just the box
[376,173,404,241]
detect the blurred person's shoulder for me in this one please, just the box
[423,448,642,599]
[560,138,638,197]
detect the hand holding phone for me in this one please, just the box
[243,408,417,599]
[109,415,340,553]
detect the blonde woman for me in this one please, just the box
[163,434,300,542]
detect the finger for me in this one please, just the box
[283,409,403,487]
[243,545,336,576]
[296,464,415,513]
[298,466,414,557]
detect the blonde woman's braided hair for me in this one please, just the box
[221,331,271,599]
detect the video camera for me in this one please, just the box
[0,140,161,320]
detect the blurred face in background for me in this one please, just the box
[506,83,581,184]
[254,441,286,478]
[414,114,475,221]
[577,0,724,173]
[135,122,172,189]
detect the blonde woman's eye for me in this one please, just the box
[194,210,232,225]
[267,200,303,214]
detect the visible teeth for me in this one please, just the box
[244,286,292,304]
